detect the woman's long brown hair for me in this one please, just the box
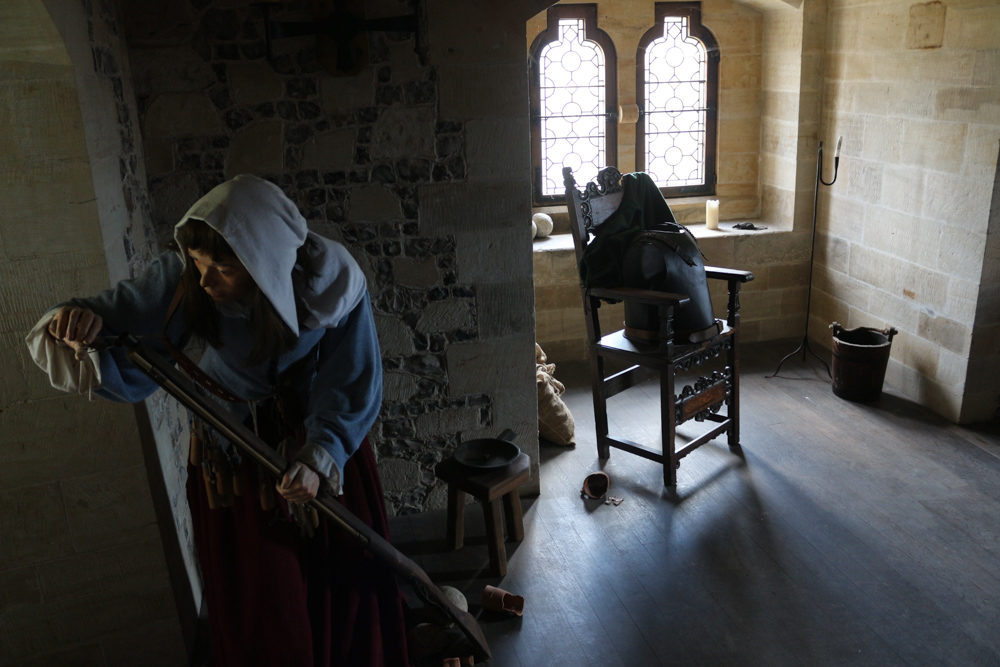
[174,219,314,367]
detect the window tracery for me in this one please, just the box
[638,4,719,196]
[530,6,617,201]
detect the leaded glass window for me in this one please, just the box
[530,6,617,201]
[638,4,718,196]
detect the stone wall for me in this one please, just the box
[0,0,190,664]
[973,166,1000,420]
[531,0,1000,424]
[533,240,625,362]
[533,224,814,361]
[747,0,822,341]
[44,0,202,639]
[816,0,1000,422]
[123,0,538,510]
[758,5,800,228]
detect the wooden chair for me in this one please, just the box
[563,166,754,487]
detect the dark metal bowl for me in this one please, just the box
[453,429,519,471]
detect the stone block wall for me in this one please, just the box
[44,0,202,633]
[968,169,1000,421]
[817,0,1000,422]
[758,5,804,228]
[750,0,826,341]
[123,0,538,510]
[532,0,1000,425]
[533,243,624,361]
[0,0,190,664]
[533,224,812,361]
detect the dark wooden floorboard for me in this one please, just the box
[390,340,1000,666]
[747,382,1000,664]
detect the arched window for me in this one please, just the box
[530,5,617,201]
[638,3,719,196]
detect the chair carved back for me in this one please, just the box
[563,166,625,264]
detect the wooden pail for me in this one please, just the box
[830,322,897,402]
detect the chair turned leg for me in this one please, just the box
[728,332,742,454]
[592,356,611,459]
[503,492,524,542]
[727,396,742,453]
[661,369,678,488]
[728,429,743,454]
[446,484,465,551]
[484,498,508,576]
[663,457,678,488]
[727,403,742,454]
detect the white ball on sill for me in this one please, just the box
[531,219,537,238]
[532,212,553,238]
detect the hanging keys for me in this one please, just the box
[230,448,245,497]
[202,460,222,510]
[259,463,275,511]
[189,420,204,467]
[304,504,320,530]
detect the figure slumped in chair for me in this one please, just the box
[563,166,754,488]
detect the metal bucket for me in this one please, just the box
[830,322,898,402]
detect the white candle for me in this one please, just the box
[706,199,719,230]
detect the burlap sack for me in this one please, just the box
[536,344,575,446]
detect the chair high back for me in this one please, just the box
[563,167,625,265]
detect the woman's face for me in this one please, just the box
[187,248,253,304]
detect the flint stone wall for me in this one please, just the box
[125,0,538,513]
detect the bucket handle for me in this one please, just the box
[830,322,899,341]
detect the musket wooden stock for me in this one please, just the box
[117,334,491,661]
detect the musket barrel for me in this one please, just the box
[119,335,490,660]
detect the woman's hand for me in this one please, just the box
[47,306,103,352]
[277,461,320,504]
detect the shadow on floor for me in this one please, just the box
[391,340,1000,667]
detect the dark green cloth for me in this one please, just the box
[578,172,677,288]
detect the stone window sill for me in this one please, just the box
[532,221,789,254]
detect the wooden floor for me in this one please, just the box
[390,340,1000,667]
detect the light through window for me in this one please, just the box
[537,18,607,198]
[641,13,713,192]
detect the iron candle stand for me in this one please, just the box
[766,138,840,379]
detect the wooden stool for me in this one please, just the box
[435,453,530,576]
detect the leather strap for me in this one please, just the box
[623,325,659,342]
[162,281,243,403]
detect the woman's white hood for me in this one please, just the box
[174,174,366,334]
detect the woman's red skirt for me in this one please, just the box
[187,437,409,666]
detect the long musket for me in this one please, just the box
[116,333,491,661]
